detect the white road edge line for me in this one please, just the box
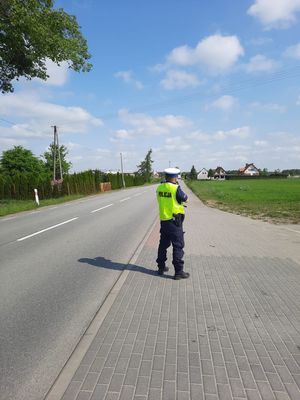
[91,204,113,213]
[133,193,142,197]
[17,217,78,242]
[1,216,17,222]
[120,197,131,202]
[284,228,300,234]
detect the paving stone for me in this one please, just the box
[90,385,108,400]
[203,374,217,394]
[104,393,119,400]
[61,381,81,400]
[150,370,163,389]
[215,366,228,384]
[98,368,114,385]
[284,383,300,400]
[75,392,92,400]
[144,387,159,400]
[115,358,130,374]
[245,389,263,400]
[190,384,204,400]
[177,372,189,391]
[123,368,138,386]
[108,373,124,392]
[229,378,246,398]
[212,351,225,367]
[202,359,214,375]
[81,373,99,391]
[73,365,90,382]
[217,384,232,400]
[251,364,267,381]
[135,376,150,396]
[163,381,176,400]
[176,391,190,400]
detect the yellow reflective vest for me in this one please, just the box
[156,182,185,221]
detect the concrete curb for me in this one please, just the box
[44,216,158,400]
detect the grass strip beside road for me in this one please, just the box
[187,178,300,224]
[0,195,85,217]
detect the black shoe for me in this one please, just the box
[158,266,169,275]
[174,271,190,280]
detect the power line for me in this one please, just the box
[1,65,300,132]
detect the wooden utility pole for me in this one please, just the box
[52,125,63,182]
[120,152,126,188]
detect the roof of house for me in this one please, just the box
[198,168,208,173]
[239,163,259,173]
[214,166,226,174]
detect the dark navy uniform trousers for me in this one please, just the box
[156,218,185,273]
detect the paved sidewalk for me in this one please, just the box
[58,184,300,400]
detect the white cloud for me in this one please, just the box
[254,140,268,146]
[117,109,191,137]
[187,126,251,143]
[115,70,143,90]
[245,55,278,73]
[166,34,244,73]
[0,137,26,149]
[160,70,201,90]
[248,0,300,28]
[250,102,286,113]
[187,130,211,143]
[112,129,133,140]
[248,37,273,46]
[214,126,251,140]
[164,136,191,151]
[284,42,300,59]
[210,95,237,111]
[0,91,103,139]
[40,59,69,86]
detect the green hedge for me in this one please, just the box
[0,170,146,200]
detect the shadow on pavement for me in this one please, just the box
[78,256,173,279]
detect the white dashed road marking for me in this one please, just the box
[91,204,114,213]
[17,217,78,242]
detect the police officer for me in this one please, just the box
[156,168,190,280]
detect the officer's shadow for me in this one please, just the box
[78,256,173,279]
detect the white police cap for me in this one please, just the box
[164,167,180,177]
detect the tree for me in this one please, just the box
[208,168,214,178]
[0,0,92,93]
[0,145,46,176]
[137,149,153,182]
[42,143,72,178]
[260,168,268,176]
[190,165,197,180]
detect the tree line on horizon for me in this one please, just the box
[185,165,297,180]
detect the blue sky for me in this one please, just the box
[1,0,300,172]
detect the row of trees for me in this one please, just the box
[0,145,154,201]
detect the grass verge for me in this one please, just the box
[0,195,86,217]
[187,178,300,224]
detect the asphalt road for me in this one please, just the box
[0,186,157,400]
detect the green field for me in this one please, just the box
[187,178,300,224]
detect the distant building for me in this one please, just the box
[239,163,260,176]
[197,168,209,180]
[214,166,226,180]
